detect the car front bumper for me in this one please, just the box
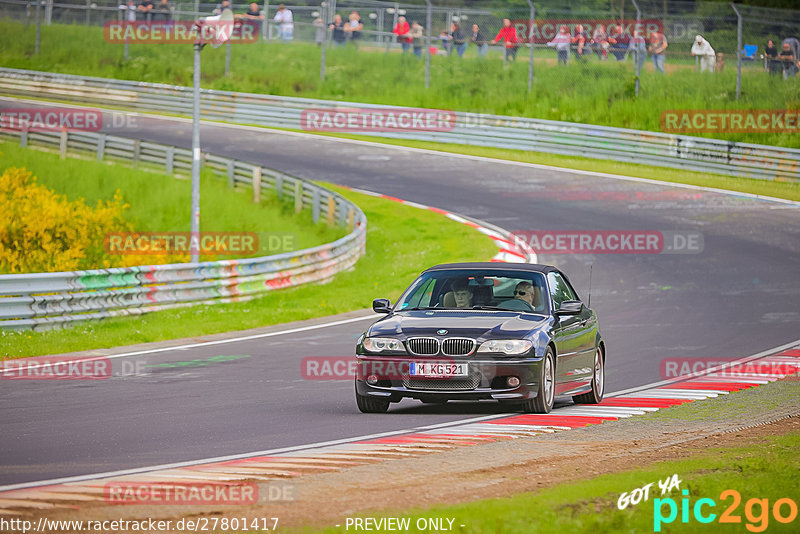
[354,354,543,402]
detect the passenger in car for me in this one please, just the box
[451,279,473,308]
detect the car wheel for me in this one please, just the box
[355,385,390,413]
[573,345,604,404]
[521,347,555,414]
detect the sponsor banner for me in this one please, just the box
[1,357,111,380]
[104,482,259,505]
[510,19,664,43]
[103,20,258,44]
[660,358,799,379]
[0,107,102,132]
[300,108,456,133]
[104,232,261,255]
[513,231,703,255]
[661,110,800,133]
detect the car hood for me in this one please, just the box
[368,310,549,340]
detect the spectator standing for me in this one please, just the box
[765,39,780,75]
[239,2,263,34]
[591,24,608,60]
[629,30,647,71]
[648,30,668,74]
[123,0,136,22]
[547,25,571,65]
[409,21,424,58]
[439,28,452,54]
[779,41,798,78]
[137,0,154,21]
[313,17,325,46]
[393,16,412,53]
[471,24,488,57]
[491,18,520,62]
[330,14,346,47]
[691,35,716,73]
[345,11,363,47]
[213,0,230,15]
[607,24,626,61]
[571,24,589,61]
[273,3,293,41]
[151,0,170,21]
[451,23,466,57]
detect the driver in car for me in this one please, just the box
[513,281,535,307]
[452,279,474,308]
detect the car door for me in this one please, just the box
[548,271,594,394]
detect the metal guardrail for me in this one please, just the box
[0,127,367,331]
[1,67,797,182]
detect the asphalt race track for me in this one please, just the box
[2,101,799,487]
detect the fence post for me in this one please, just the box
[226,160,235,187]
[632,0,641,97]
[59,129,67,159]
[425,0,432,89]
[320,1,327,81]
[97,134,106,161]
[326,195,336,227]
[294,181,303,213]
[731,2,742,101]
[34,0,41,55]
[264,0,270,41]
[526,0,535,92]
[276,173,283,198]
[20,128,28,148]
[225,41,231,77]
[165,145,173,174]
[44,0,52,25]
[253,166,261,203]
[312,188,320,222]
[388,4,398,53]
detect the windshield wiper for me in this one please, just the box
[404,306,436,311]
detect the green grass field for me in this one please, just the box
[0,140,347,268]
[0,166,498,359]
[1,20,798,148]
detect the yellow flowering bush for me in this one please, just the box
[0,167,175,273]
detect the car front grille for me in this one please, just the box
[441,338,475,356]
[406,337,439,355]
[403,373,481,391]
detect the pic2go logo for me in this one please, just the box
[654,489,798,532]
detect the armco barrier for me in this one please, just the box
[0,128,367,331]
[1,68,798,182]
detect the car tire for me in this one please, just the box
[355,385,390,413]
[521,347,555,414]
[573,345,604,404]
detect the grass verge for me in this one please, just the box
[0,179,498,358]
[1,20,798,148]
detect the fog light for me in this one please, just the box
[367,374,379,385]
[507,376,520,388]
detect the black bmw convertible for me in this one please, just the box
[355,262,605,413]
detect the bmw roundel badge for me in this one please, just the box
[436,329,448,335]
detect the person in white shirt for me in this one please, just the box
[273,3,293,41]
[691,35,716,73]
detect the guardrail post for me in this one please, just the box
[253,166,262,203]
[132,139,140,167]
[326,195,335,227]
[226,160,235,188]
[20,129,28,148]
[347,207,354,231]
[312,189,320,223]
[276,174,283,198]
[294,181,303,213]
[85,0,90,25]
[165,145,174,174]
[96,134,105,161]
[731,2,742,101]
[59,129,68,159]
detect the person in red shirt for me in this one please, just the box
[491,18,520,61]
[393,16,412,53]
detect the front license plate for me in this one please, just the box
[409,362,469,378]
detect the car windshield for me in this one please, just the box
[396,269,548,314]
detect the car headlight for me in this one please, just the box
[363,337,405,353]
[477,340,533,355]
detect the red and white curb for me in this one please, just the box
[1,345,797,514]
[343,187,537,264]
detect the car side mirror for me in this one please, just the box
[556,300,584,316]
[372,298,392,314]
